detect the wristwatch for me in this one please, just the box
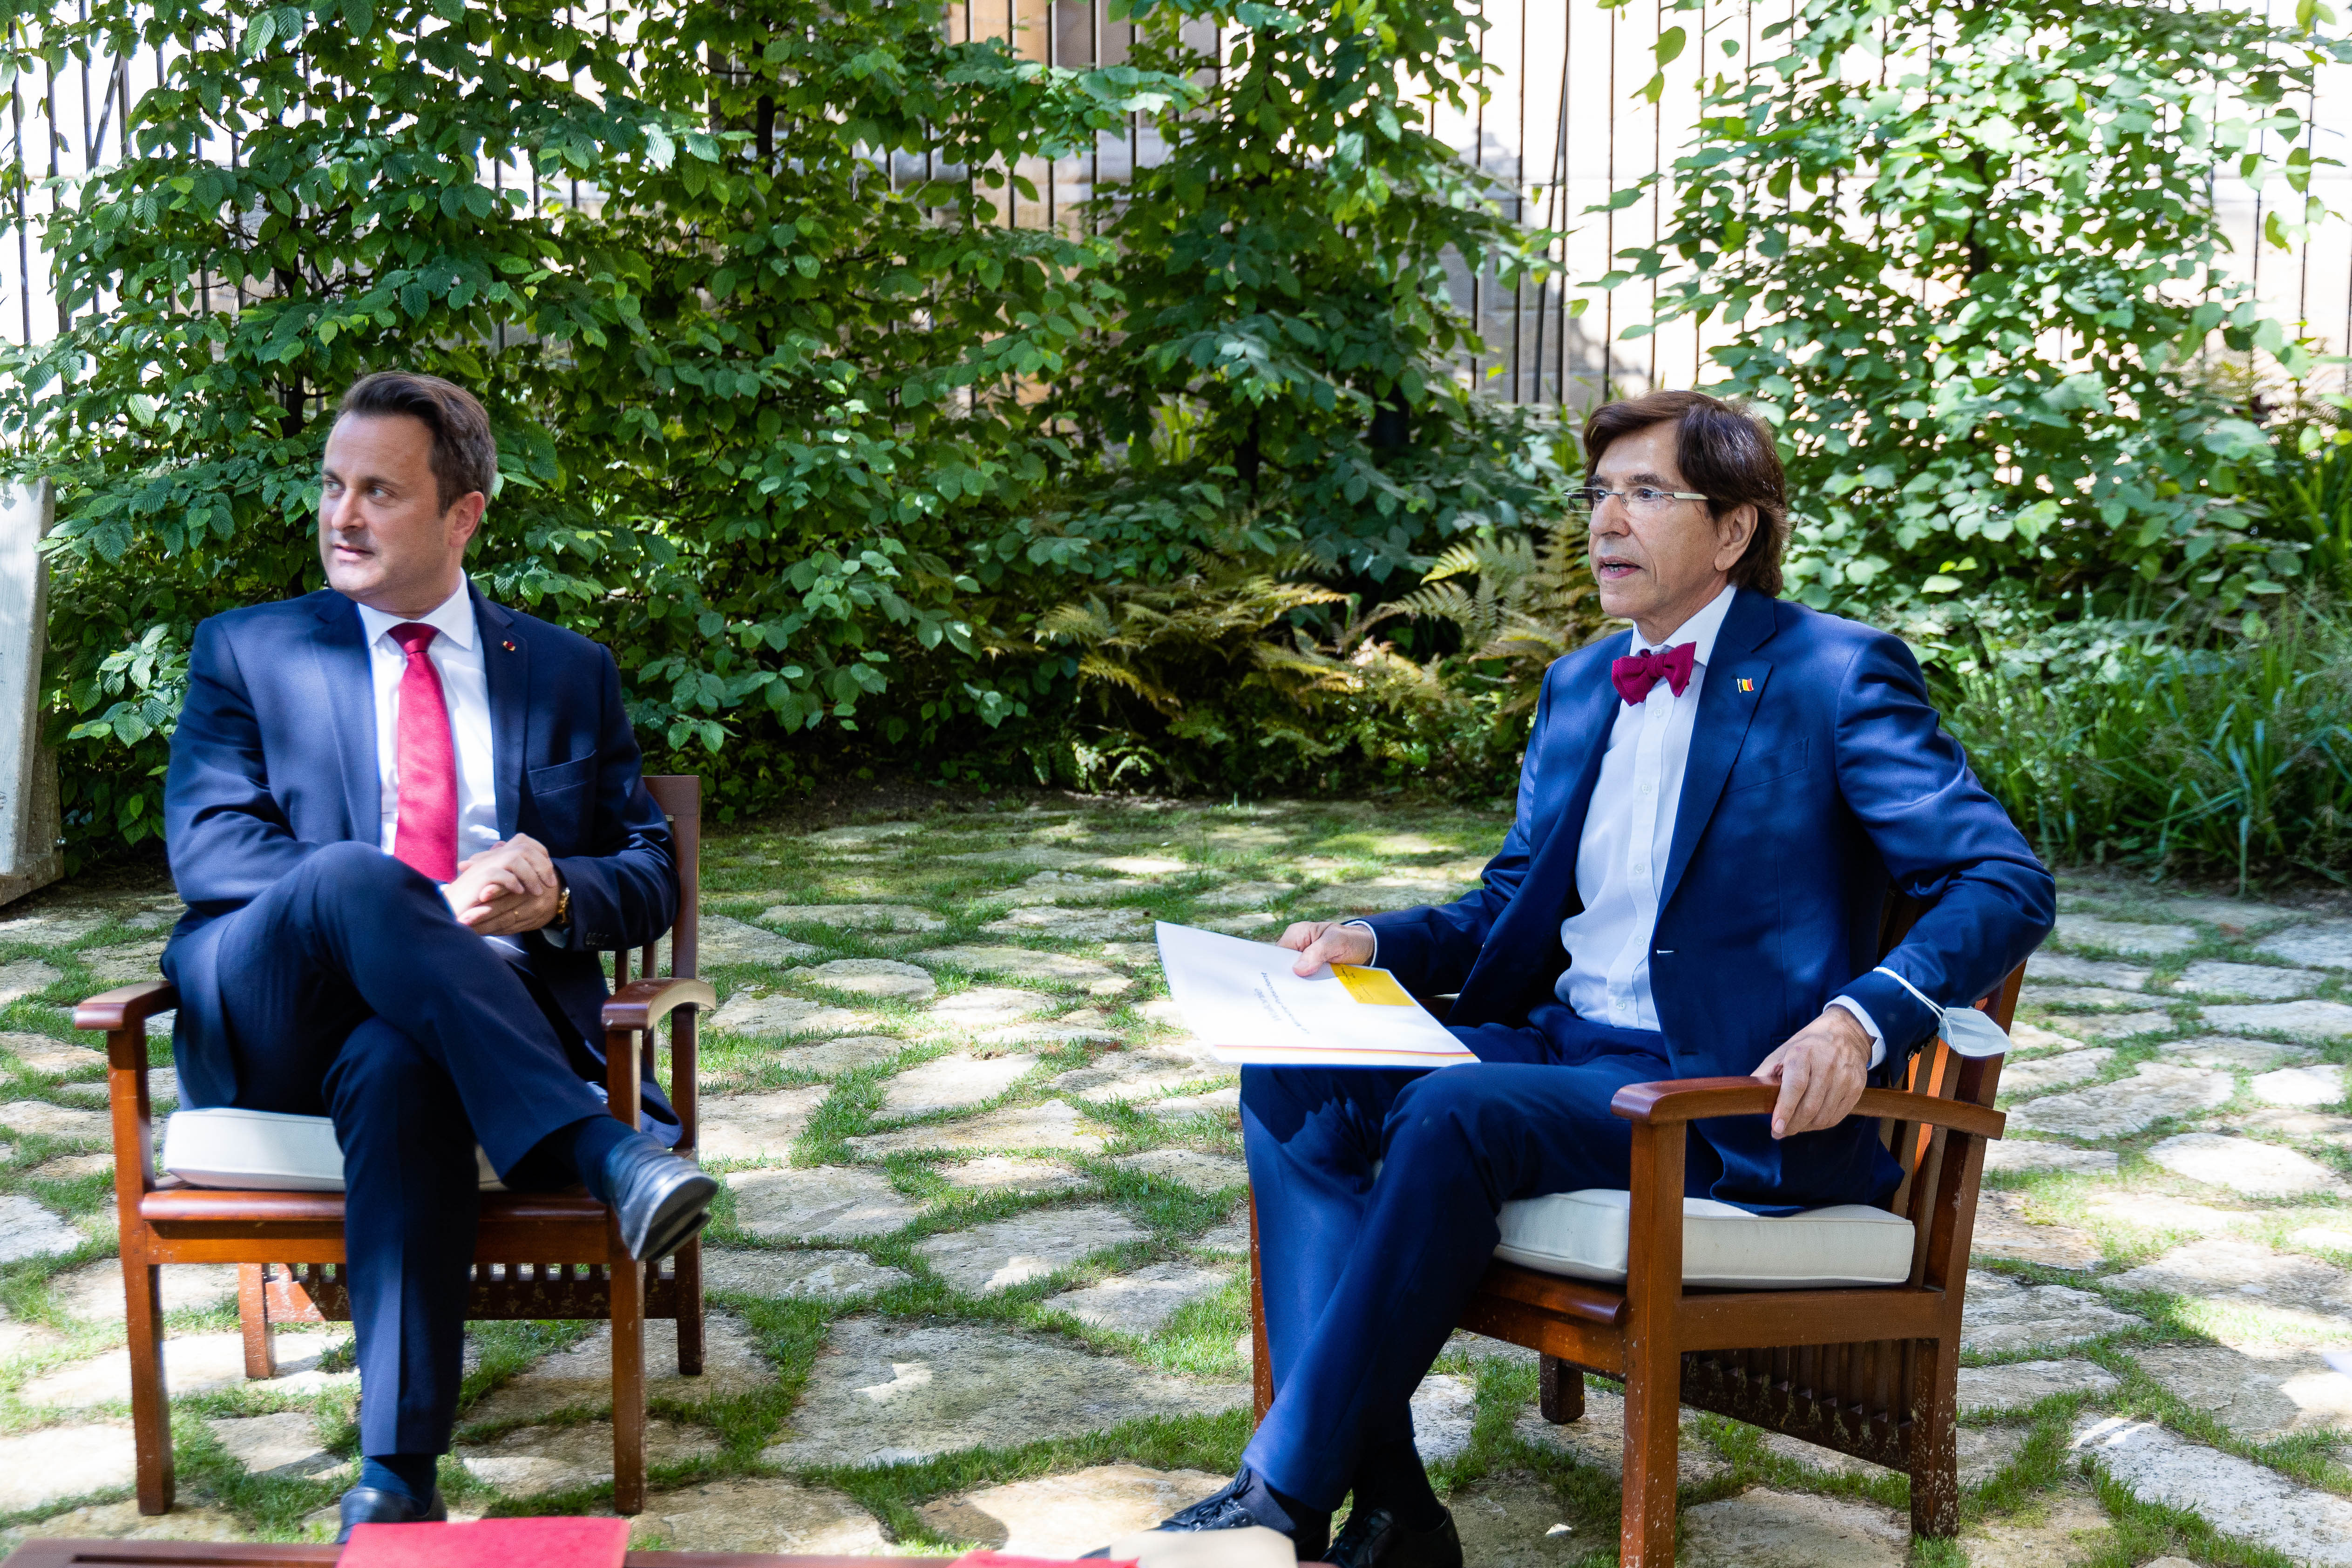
[551,881,572,929]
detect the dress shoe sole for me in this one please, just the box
[626,1171,717,1261]
[334,1487,447,1543]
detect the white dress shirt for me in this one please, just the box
[354,577,502,865]
[1352,580,1883,1063]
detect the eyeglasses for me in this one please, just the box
[1569,485,1711,519]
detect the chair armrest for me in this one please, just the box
[75,981,180,1072]
[74,980,182,1034]
[1610,1076,2006,1140]
[602,977,715,1032]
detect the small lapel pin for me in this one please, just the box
[1736,677,1755,693]
[502,640,517,652]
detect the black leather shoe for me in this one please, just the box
[1083,1468,1330,1561]
[602,1131,718,1261]
[1328,1506,1462,1568]
[334,1484,447,1543]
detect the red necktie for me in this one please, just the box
[389,623,459,882]
[1610,642,1696,705]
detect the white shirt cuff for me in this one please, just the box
[1828,996,1888,1070]
[1342,920,1376,964]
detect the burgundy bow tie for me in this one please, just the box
[1611,642,1696,705]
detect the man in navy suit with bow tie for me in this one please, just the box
[1132,392,2054,1566]
[161,372,716,1538]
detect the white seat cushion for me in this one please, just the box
[1494,1188,1913,1289]
[162,1107,502,1192]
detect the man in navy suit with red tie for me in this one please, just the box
[1125,392,2054,1565]
[161,373,717,1538]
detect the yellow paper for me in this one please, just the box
[1330,964,1416,1006]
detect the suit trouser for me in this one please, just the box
[1238,1007,1722,1510]
[201,842,610,1455]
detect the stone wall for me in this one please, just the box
[0,479,60,907]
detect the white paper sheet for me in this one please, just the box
[1154,921,1478,1067]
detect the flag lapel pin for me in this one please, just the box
[1736,676,1756,694]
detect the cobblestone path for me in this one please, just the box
[0,797,2346,1564]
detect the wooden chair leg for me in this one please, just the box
[672,1245,704,1376]
[1619,1121,1685,1568]
[1247,1189,1272,1426]
[238,1265,278,1380]
[1908,1336,1961,1538]
[122,1253,174,1515]
[1539,1355,1585,1423]
[1618,1345,1681,1567]
[610,1253,647,1515]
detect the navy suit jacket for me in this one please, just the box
[160,584,680,1128]
[1363,587,2054,1210]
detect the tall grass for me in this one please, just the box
[1941,597,2352,887]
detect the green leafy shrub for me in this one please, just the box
[1941,594,2352,885]
[5,0,1567,859]
[1609,0,2345,621]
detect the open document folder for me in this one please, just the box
[1155,920,1478,1068]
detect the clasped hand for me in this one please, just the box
[442,833,562,935]
[1277,920,1868,1140]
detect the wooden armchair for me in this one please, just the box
[73,774,715,1518]
[1245,896,2026,1568]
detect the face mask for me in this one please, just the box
[1872,966,2013,1059]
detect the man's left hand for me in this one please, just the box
[1752,1006,1872,1140]
[450,835,563,935]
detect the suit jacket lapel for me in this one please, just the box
[310,595,378,843]
[474,586,527,838]
[1453,643,1626,1026]
[1657,588,1778,914]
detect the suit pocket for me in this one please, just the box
[527,755,596,799]
[1725,738,1809,793]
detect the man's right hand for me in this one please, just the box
[1278,920,1376,977]
[443,834,558,927]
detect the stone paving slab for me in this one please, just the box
[0,1423,138,1513]
[1045,1262,1232,1334]
[699,1246,912,1300]
[2028,954,2154,989]
[629,1477,890,1554]
[2201,999,2352,1039]
[2052,916,2199,956]
[0,959,61,1003]
[921,1464,1226,1556]
[913,1204,1147,1293]
[726,1166,922,1240]
[2148,1132,2343,1195]
[759,1316,1246,1466]
[796,957,938,1000]
[758,903,945,932]
[708,991,874,1039]
[698,914,817,966]
[2072,1414,2352,1564]
[2258,918,2352,969]
[2005,1062,2233,1139]
[1956,1359,2120,1416]
[881,1052,1037,1116]
[2170,960,2325,998]
[845,1101,1109,1158]
[2159,1034,2315,1071]
[698,1086,827,1163]
[2130,1345,2352,1438]
[1679,1487,1908,1567]
[458,1418,719,1497]
[1959,1271,2142,1352]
